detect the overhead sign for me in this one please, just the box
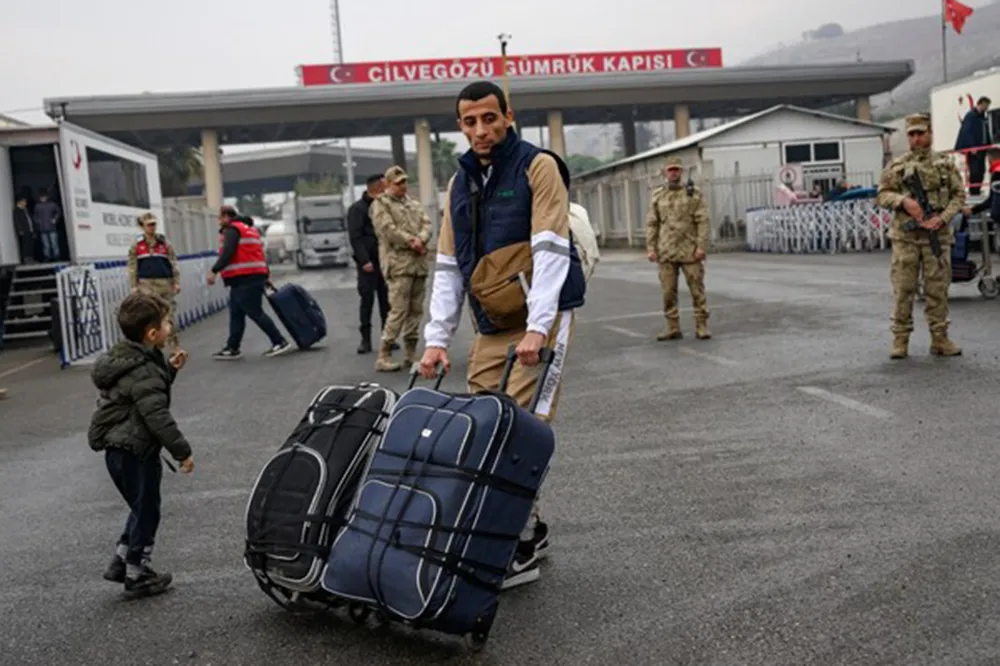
[298,48,723,87]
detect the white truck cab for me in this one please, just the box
[285,194,350,269]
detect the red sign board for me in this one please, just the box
[298,48,723,87]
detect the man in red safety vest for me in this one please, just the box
[206,205,292,360]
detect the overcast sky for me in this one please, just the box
[1,0,989,152]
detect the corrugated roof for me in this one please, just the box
[575,103,896,179]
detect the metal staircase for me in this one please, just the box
[1,263,61,349]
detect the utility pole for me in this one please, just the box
[330,0,356,204]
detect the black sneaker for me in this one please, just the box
[500,539,541,591]
[264,341,294,358]
[529,521,550,561]
[212,347,242,361]
[124,566,173,598]
[103,555,126,583]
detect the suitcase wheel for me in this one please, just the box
[463,631,488,652]
[348,602,371,625]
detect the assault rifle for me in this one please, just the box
[901,171,943,261]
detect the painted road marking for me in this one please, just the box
[602,325,647,338]
[678,347,740,367]
[796,386,893,419]
[0,357,48,380]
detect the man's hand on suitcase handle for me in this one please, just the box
[515,331,547,366]
[419,346,450,379]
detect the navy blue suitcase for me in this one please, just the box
[267,283,327,350]
[320,345,557,651]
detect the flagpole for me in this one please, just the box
[941,0,949,83]
[498,33,516,131]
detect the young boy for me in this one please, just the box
[88,291,195,597]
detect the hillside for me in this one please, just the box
[741,1,1000,119]
[565,3,1000,160]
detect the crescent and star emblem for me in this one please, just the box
[686,50,708,67]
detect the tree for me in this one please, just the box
[235,193,281,219]
[565,154,605,175]
[157,146,203,197]
[294,173,343,196]
[612,122,661,159]
[432,137,459,185]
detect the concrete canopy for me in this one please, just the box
[184,142,418,197]
[42,61,915,151]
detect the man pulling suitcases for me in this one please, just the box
[418,80,587,589]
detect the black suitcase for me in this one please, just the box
[244,382,397,609]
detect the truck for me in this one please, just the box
[929,67,1000,155]
[0,119,164,266]
[282,194,351,269]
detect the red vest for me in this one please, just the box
[219,221,268,279]
[134,236,174,280]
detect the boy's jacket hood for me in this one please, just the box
[91,341,156,391]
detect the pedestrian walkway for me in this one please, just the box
[4,253,1000,665]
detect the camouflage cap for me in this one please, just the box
[384,165,408,184]
[905,113,931,133]
[664,156,684,169]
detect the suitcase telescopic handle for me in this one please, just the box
[499,343,556,414]
[406,361,447,390]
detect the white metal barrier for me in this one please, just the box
[745,200,891,254]
[55,251,229,367]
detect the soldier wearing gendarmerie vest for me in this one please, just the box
[417,80,587,591]
[127,212,181,351]
[877,112,965,359]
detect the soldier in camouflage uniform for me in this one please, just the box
[876,113,965,359]
[644,156,712,340]
[127,213,182,351]
[369,165,433,372]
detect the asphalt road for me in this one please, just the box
[3,250,1000,665]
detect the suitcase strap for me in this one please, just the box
[366,452,539,500]
[343,515,516,595]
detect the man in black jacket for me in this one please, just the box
[347,174,392,354]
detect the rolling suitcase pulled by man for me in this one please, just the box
[266,283,327,350]
[244,382,397,610]
[320,345,558,651]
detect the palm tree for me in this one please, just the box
[158,146,204,197]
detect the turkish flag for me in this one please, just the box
[944,0,974,34]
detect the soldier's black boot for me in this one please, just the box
[357,328,372,355]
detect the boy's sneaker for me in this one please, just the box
[124,566,173,597]
[500,539,541,591]
[212,347,242,361]
[264,341,294,358]
[103,555,126,583]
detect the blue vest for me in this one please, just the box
[450,130,586,335]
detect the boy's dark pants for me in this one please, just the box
[105,448,162,566]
